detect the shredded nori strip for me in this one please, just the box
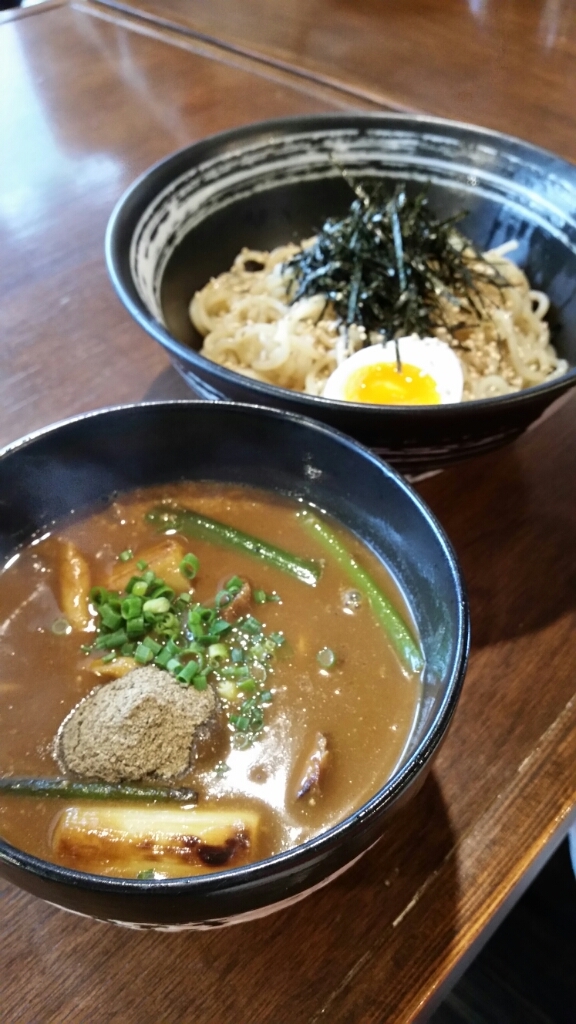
[286,176,508,345]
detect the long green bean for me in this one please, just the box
[299,512,424,674]
[0,778,198,802]
[146,506,322,587]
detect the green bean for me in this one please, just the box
[0,778,198,802]
[299,512,424,674]
[146,506,322,587]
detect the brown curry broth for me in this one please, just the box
[0,483,421,877]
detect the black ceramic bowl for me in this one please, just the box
[106,114,576,473]
[0,402,468,928]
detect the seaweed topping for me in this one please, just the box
[286,176,508,344]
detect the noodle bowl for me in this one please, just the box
[191,241,567,402]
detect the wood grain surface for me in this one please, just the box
[93,0,576,162]
[0,0,378,451]
[0,3,575,1023]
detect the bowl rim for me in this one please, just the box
[105,111,576,418]
[0,399,470,894]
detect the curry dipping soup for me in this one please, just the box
[0,483,422,879]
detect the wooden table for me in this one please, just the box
[1,3,575,1022]
[92,0,576,161]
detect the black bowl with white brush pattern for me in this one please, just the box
[106,114,576,473]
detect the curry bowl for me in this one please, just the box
[105,114,576,473]
[0,402,468,928]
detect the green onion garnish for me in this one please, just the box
[87,550,282,738]
[177,660,200,684]
[142,597,171,616]
[180,553,200,580]
[51,617,72,636]
[94,628,128,650]
[134,644,154,665]
[241,616,262,636]
[317,647,336,669]
[121,595,143,620]
[118,550,133,562]
[268,632,285,647]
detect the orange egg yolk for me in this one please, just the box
[342,362,441,405]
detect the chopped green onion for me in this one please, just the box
[101,652,116,664]
[118,549,133,562]
[89,587,109,607]
[177,660,200,684]
[241,616,262,636]
[157,639,180,662]
[148,584,175,602]
[137,869,155,880]
[142,636,162,655]
[193,675,208,692]
[249,644,270,663]
[231,647,244,664]
[253,589,267,604]
[226,575,243,591]
[134,644,154,665]
[250,663,267,684]
[269,632,285,647]
[180,553,200,580]
[166,658,183,674]
[142,597,171,616]
[94,628,128,650]
[121,595,143,620]
[220,665,250,679]
[261,691,273,703]
[121,641,136,656]
[208,643,228,660]
[155,612,180,638]
[317,647,336,669]
[51,617,72,636]
[211,619,231,636]
[130,580,148,598]
[126,616,145,637]
[136,560,148,571]
[217,681,237,701]
[100,605,123,631]
[237,679,256,693]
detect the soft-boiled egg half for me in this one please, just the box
[322,334,464,406]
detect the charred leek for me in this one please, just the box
[0,778,198,802]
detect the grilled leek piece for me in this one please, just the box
[52,804,259,877]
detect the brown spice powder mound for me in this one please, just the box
[56,666,216,783]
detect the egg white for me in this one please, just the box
[322,334,464,405]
